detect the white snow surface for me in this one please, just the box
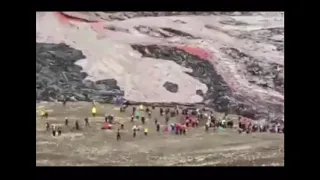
[36,12,284,104]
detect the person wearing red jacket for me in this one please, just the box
[101,122,112,130]
[175,124,179,135]
[191,118,196,128]
[185,118,190,127]
[195,118,199,127]
[182,124,187,135]
[179,124,183,135]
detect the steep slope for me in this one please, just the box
[36,12,284,119]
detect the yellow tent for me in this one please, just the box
[139,104,144,110]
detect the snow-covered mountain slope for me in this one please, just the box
[36,12,284,118]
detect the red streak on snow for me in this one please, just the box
[54,12,106,36]
[54,12,100,24]
[178,46,211,60]
[54,12,70,24]
[52,12,238,95]
[54,12,87,24]
[178,45,236,93]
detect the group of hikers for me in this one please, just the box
[39,100,284,140]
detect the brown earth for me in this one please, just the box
[36,102,284,166]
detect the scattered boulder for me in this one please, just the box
[163,82,179,93]
[196,89,204,97]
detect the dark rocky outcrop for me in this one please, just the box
[36,42,282,119]
[104,25,129,33]
[63,12,266,23]
[219,20,249,26]
[220,47,284,94]
[134,26,171,38]
[36,42,124,102]
[100,12,217,21]
[218,27,284,53]
[131,44,234,112]
[133,26,198,39]
[130,44,283,119]
[163,82,179,93]
[160,28,197,39]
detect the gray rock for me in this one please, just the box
[82,80,96,89]
[96,79,120,90]
[220,47,284,94]
[36,42,124,103]
[132,44,233,112]
[163,81,179,93]
[100,12,217,21]
[131,44,282,119]
[36,41,282,119]
[73,93,87,101]
[196,89,204,96]
[274,71,284,86]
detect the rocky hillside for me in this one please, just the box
[36,12,284,119]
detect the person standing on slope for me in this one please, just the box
[132,125,137,138]
[75,120,80,130]
[41,109,48,119]
[144,127,148,136]
[92,106,97,117]
[57,126,62,136]
[52,124,56,136]
[65,117,68,126]
[141,116,145,125]
[45,122,50,131]
[84,117,89,126]
[117,129,121,141]
[132,106,136,116]
[165,115,170,124]
[92,100,96,107]
[160,108,164,116]
[148,111,152,119]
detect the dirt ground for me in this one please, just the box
[36,102,284,166]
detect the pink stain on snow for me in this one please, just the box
[178,45,236,93]
[90,22,106,34]
[52,12,238,95]
[54,12,88,24]
[54,12,106,36]
[54,12,70,24]
[178,46,211,60]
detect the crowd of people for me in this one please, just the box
[39,101,284,140]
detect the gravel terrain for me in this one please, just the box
[36,102,284,166]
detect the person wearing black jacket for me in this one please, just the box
[116,129,121,141]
